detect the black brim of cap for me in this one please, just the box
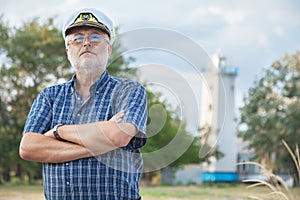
[65,22,111,38]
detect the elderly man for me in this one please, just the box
[19,8,147,200]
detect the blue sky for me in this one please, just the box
[1,0,299,111]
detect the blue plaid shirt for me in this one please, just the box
[23,70,147,200]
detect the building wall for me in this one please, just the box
[215,73,238,172]
[200,64,238,173]
[200,71,219,172]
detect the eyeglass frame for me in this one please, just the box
[66,33,110,46]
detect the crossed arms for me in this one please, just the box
[19,111,138,163]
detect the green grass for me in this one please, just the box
[140,185,271,200]
[0,184,299,200]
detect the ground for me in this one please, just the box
[0,184,299,200]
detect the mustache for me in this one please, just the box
[80,47,95,56]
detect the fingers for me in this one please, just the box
[109,110,125,123]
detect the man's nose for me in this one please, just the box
[83,39,92,47]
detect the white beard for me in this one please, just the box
[69,55,107,76]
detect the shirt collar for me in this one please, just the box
[70,70,110,94]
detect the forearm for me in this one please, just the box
[19,132,92,163]
[56,121,137,156]
[20,117,137,163]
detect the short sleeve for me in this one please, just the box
[22,90,52,135]
[111,80,148,149]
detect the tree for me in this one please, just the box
[141,90,200,184]
[107,27,136,78]
[0,17,70,183]
[239,52,300,183]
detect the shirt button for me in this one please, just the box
[96,91,99,94]
[66,181,70,185]
[77,97,81,100]
[66,163,69,166]
[77,113,81,117]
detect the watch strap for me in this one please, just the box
[53,124,64,141]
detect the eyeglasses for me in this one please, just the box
[68,34,109,46]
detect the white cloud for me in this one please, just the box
[189,5,246,26]
[257,32,270,46]
[224,10,246,25]
[274,26,285,37]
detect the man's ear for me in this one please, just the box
[65,48,68,54]
[108,45,112,57]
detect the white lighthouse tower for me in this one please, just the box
[200,51,238,182]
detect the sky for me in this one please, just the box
[1,0,300,122]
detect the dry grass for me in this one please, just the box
[0,184,45,200]
[239,140,300,200]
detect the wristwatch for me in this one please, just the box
[53,124,64,141]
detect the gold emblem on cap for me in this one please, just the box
[74,13,98,23]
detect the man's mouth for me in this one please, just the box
[80,51,93,56]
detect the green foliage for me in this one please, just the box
[107,27,136,78]
[0,15,9,51]
[239,52,300,174]
[142,90,200,171]
[0,17,69,183]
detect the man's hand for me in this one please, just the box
[109,110,125,123]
